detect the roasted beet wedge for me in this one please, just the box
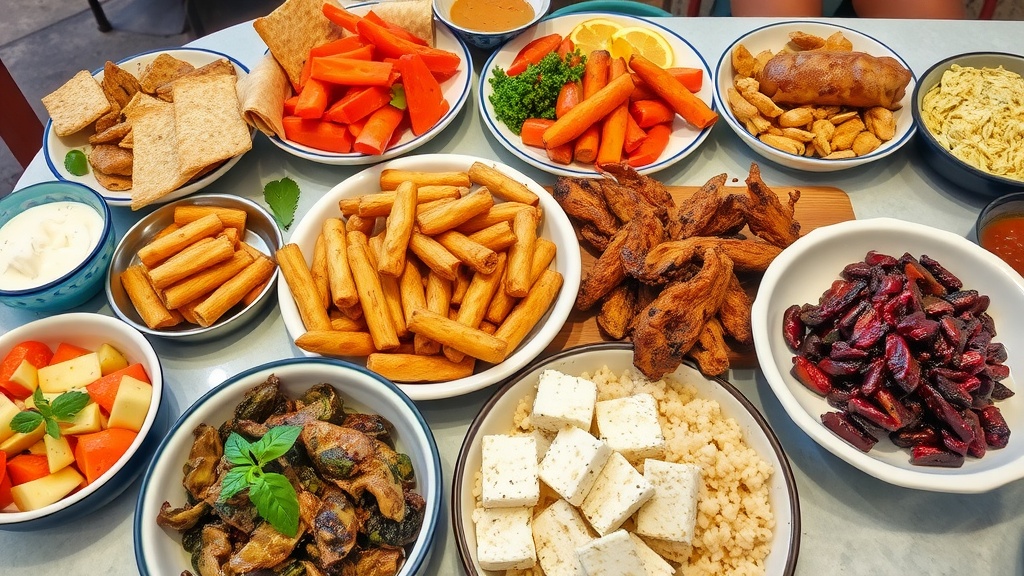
[822,411,878,452]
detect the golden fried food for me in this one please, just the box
[102,61,143,109]
[675,173,727,239]
[88,144,133,176]
[551,177,619,245]
[599,163,676,213]
[756,50,912,110]
[695,193,747,237]
[576,227,629,311]
[717,272,753,344]
[597,281,638,340]
[744,163,800,248]
[690,318,730,376]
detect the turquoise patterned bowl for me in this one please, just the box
[0,181,115,312]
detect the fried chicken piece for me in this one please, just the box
[695,193,748,237]
[88,144,133,176]
[718,272,753,344]
[619,213,666,279]
[756,50,912,110]
[675,173,727,239]
[689,318,730,376]
[599,162,675,211]
[552,177,620,247]
[579,225,612,252]
[597,178,665,224]
[744,163,801,247]
[577,227,629,311]
[632,247,733,379]
[597,281,638,339]
[630,236,781,284]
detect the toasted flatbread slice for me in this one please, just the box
[254,0,345,88]
[89,121,132,144]
[237,54,290,138]
[154,58,236,101]
[102,61,142,108]
[139,53,196,93]
[94,170,132,191]
[373,0,434,47]
[42,70,111,136]
[171,73,252,178]
[119,130,134,149]
[126,95,190,209]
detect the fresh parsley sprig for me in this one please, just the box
[220,425,302,537]
[10,388,90,439]
[263,177,300,231]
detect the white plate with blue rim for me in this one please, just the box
[479,12,716,178]
[43,47,250,208]
[265,1,473,165]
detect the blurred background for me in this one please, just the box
[2,0,1022,194]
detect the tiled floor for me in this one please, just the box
[3,0,1023,194]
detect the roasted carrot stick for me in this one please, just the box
[596,57,629,165]
[630,67,703,99]
[624,112,647,154]
[294,77,331,119]
[283,117,354,153]
[629,99,675,128]
[507,34,562,76]
[546,142,574,165]
[543,72,633,148]
[326,85,391,124]
[355,19,461,78]
[283,95,300,117]
[310,57,394,86]
[574,50,610,163]
[397,53,447,136]
[353,104,405,155]
[629,55,717,130]
[520,118,554,148]
[556,81,581,119]
[365,9,429,46]
[310,36,367,58]
[628,123,672,167]
[322,2,361,33]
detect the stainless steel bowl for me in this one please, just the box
[105,194,282,341]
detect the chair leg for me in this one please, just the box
[184,0,206,37]
[87,0,113,32]
[0,59,43,169]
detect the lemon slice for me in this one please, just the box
[568,18,622,57]
[609,26,674,68]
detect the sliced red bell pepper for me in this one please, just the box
[396,53,447,136]
[507,33,562,76]
[283,117,355,153]
[85,363,150,414]
[0,341,52,400]
[6,453,50,486]
[49,342,89,365]
[326,85,392,125]
[310,56,394,86]
[74,428,137,485]
[0,452,12,509]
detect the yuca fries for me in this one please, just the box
[120,205,277,329]
[728,31,898,159]
[280,163,564,383]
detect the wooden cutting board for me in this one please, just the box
[543,185,856,368]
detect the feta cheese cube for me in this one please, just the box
[595,394,666,462]
[533,499,594,576]
[529,429,553,462]
[628,533,675,576]
[635,459,701,544]
[481,435,539,508]
[539,426,612,506]
[473,507,536,571]
[531,369,598,432]
[575,529,647,576]
[580,452,654,535]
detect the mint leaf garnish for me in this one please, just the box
[263,177,300,231]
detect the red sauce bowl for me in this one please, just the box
[977,192,1024,277]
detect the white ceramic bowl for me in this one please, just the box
[43,47,250,207]
[277,153,581,401]
[480,12,716,177]
[266,1,473,165]
[105,194,283,342]
[133,358,442,575]
[0,313,164,531]
[434,0,549,50]
[453,343,800,575]
[714,21,916,173]
[752,218,1024,493]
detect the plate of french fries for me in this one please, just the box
[276,153,582,401]
[42,48,253,209]
[106,194,283,341]
[478,13,716,178]
[714,21,917,172]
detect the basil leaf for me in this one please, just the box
[10,411,43,434]
[224,433,255,466]
[64,150,89,176]
[219,466,251,502]
[263,178,300,231]
[51,391,91,421]
[252,425,302,466]
[249,473,299,537]
[45,418,61,439]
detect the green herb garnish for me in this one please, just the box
[488,50,587,135]
[11,388,91,439]
[220,426,302,537]
[64,150,89,176]
[263,177,300,231]
[390,84,407,110]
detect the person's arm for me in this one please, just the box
[851,0,965,18]
[730,0,822,16]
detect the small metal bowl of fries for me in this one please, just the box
[105,194,283,341]
[277,153,582,402]
[714,21,916,172]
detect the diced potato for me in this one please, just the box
[0,394,21,443]
[59,402,103,436]
[0,423,45,457]
[10,466,84,511]
[27,439,48,455]
[44,435,75,473]
[96,343,129,376]
[8,360,39,397]
[107,376,152,432]
[38,352,102,393]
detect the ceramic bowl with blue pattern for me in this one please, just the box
[0,181,115,312]
[433,0,550,51]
